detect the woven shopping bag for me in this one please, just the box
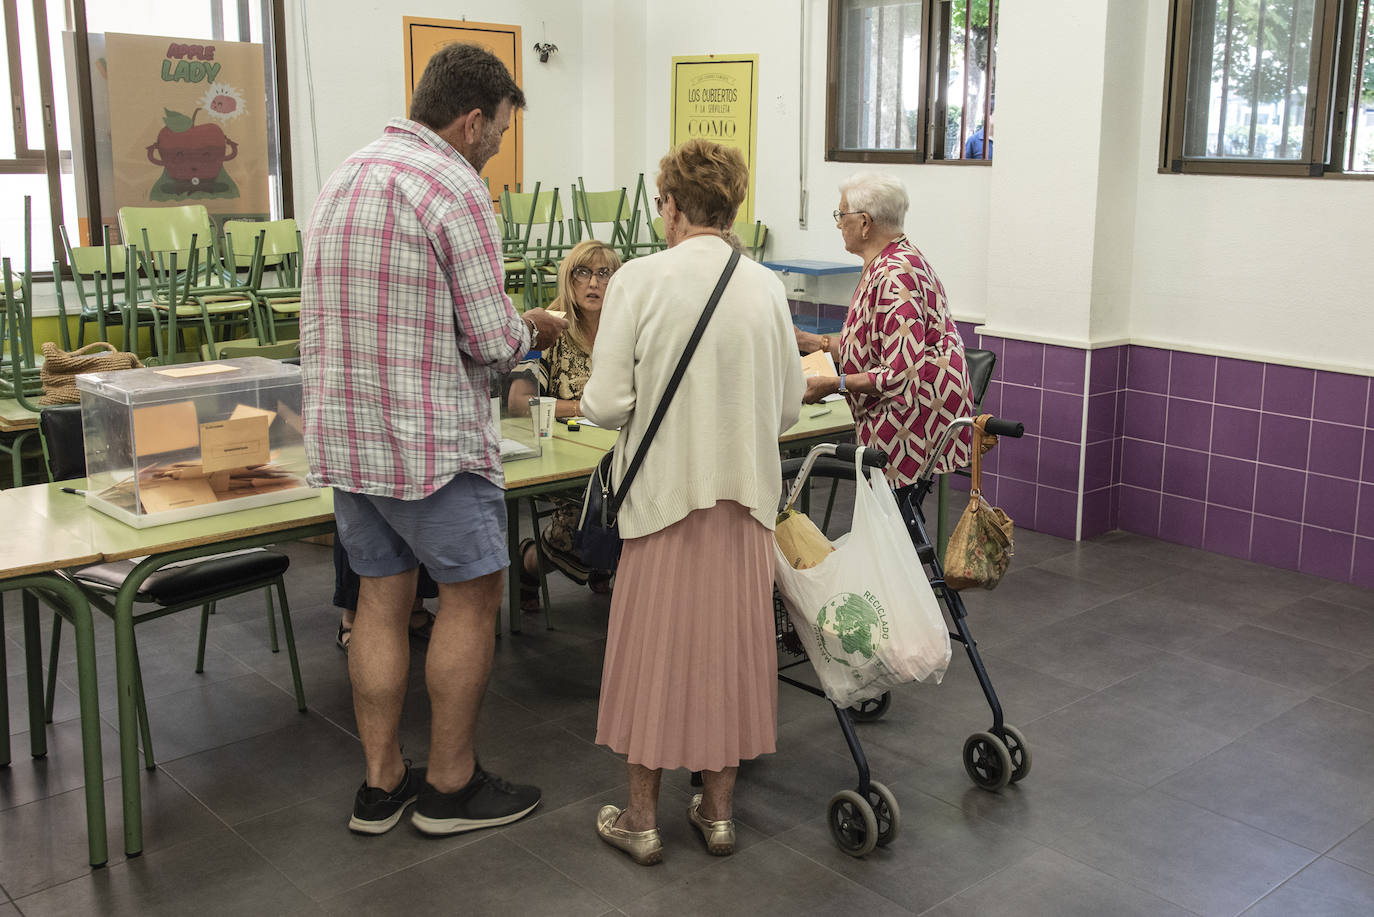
[38,341,143,405]
[944,414,1014,590]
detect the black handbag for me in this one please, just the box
[574,249,741,570]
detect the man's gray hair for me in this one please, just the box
[838,172,909,231]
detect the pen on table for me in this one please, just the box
[809,406,832,417]
[61,487,86,496]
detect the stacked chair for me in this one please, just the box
[118,205,265,362]
[500,183,568,311]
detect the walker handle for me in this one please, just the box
[983,417,1024,438]
[832,443,888,468]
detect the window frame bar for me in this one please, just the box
[1162,0,1345,176]
[1343,0,1371,169]
[826,0,953,165]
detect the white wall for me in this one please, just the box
[1126,0,1374,371]
[279,0,1374,373]
[285,0,587,218]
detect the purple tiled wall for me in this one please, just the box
[798,304,1374,588]
[969,334,1085,539]
[1114,348,1374,587]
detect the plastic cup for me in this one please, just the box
[533,396,557,438]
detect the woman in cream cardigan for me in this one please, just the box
[582,139,804,865]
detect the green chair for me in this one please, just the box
[732,219,768,260]
[36,404,305,770]
[55,226,143,350]
[223,219,302,344]
[500,185,567,311]
[0,197,41,403]
[119,205,264,361]
[627,173,666,255]
[570,179,637,259]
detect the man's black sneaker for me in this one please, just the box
[411,765,541,836]
[348,763,426,834]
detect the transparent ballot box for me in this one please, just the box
[76,357,316,527]
[493,365,543,462]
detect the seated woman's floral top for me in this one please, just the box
[534,333,592,401]
[839,235,973,488]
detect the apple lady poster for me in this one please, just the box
[105,32,269,217]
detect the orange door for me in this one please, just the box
[403,18,523,203]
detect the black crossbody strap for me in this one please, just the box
[609,248,740,513]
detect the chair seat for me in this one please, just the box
[72,549,289,605]
[151,298,254,316]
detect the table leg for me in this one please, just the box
[67,585,109,867]
[6,577,107,867]
[5,429,36,488]
[0,593,9,767]
[113,588,142,856]
[22,591,46,758]
[505,500,521,636]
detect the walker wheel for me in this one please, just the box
[848,692,891,722]
[999,724,1031,784]
[826,789,878,857]
[866,781,901,847]
[963,731,1012,791]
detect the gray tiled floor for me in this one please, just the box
[3,520,1374,916]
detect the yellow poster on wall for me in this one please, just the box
[403,18,523,204]
[671,54,759,223]
[105,33,269,217]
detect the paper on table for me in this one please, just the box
[801,350,838,379]
[133,400,200,456]
[199,415,271,473]
[155,363,240,378]
[821,393,845,403]
[138,476,218,513]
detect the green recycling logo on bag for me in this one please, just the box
[813,591,891,675]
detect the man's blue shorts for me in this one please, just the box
[332,473,508,584]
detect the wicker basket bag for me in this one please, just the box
[38,341,143,405]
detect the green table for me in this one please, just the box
[0,397,40,487]
[0,487,108,867]
[10,483,336,859]
[500,428,619,635]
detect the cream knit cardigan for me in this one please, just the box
[581,235,805,539]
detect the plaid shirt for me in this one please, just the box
[300,119,530,499]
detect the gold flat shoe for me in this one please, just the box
[687,794,735,856]
[596,805,663,865]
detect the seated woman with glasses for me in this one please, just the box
[514,239,622,608]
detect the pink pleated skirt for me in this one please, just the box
[595,500,778,772]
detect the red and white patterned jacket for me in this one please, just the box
[840,236,973,488]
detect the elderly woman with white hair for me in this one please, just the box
[798,172,974,502]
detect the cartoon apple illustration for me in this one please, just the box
[146,107,238,187]
[199,83,247,123]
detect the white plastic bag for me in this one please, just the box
[773,452,951,708]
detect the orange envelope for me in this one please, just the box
[801,350,838,379]
[132,401,200,456]
[199,415,271,473]
[138,476,218,513]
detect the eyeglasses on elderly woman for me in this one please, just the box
[571,266,615,283]
[832,209,866,223]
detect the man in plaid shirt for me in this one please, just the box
[300,44,567,838]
